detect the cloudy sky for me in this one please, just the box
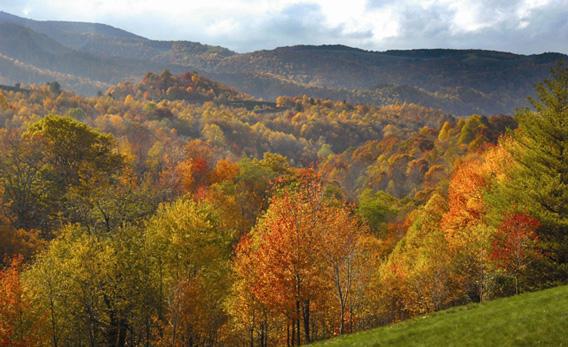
[1,0,567,53]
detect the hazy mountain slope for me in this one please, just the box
[208,70,510,115]
[0,20,190,94]
[215,45,555,91]
[0,10,141,40]
[0,11,234,69]
[0,11,566,114]
[214,45,565,113]
[0,51,108,93]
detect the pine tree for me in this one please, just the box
[495,63,568,282]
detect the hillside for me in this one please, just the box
[106,70,251,104]
[0,11,234,68]
[0,11,565,114]
[0,20,185,94]
[0,56,566,346]
[215,46,564,114]
[311,285,568,346]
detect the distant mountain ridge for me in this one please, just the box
[0,10,143,40]
[0,10,565,114]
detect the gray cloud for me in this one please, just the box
[224,3,374,51]
[388,1,568,53]
[0,0,566,54]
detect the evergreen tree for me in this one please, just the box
[492,63,567,283]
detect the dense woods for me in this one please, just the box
[0,64,566,346]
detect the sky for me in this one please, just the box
[0,0,567,54]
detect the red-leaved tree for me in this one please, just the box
[491,213,541,294]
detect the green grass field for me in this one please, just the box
[311,285,568,346]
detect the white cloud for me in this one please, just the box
[0,0,566,53]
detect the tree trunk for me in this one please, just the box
[116,318,128,347]
[262,318,269,347]
[296,300,301,346]
[339,303,345,335]
[259,321,267,347]
[291,317,295,346]
[48,286,59,347]
[349,303,354,333]
[287,320,291,347]
[302,300,310,343]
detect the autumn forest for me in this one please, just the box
[0,50,566,347]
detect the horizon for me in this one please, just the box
[1,0,567,54]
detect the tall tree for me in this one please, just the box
[240,175,373,345]
[1,116,125,233]
[145,198,232,346]
[492,63,568,282]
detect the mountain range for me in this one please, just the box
[0,10,565,115]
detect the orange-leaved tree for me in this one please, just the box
[0,256,42,346]
[232,172,373,345]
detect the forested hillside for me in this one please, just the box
[0,64,566,346]
[0,11,566,114]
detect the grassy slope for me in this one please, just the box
[311,285,568,346]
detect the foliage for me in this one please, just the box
[489,63,568,283]
[492,213,541,294]
[0,65,564,346]
[0,256,42,346]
